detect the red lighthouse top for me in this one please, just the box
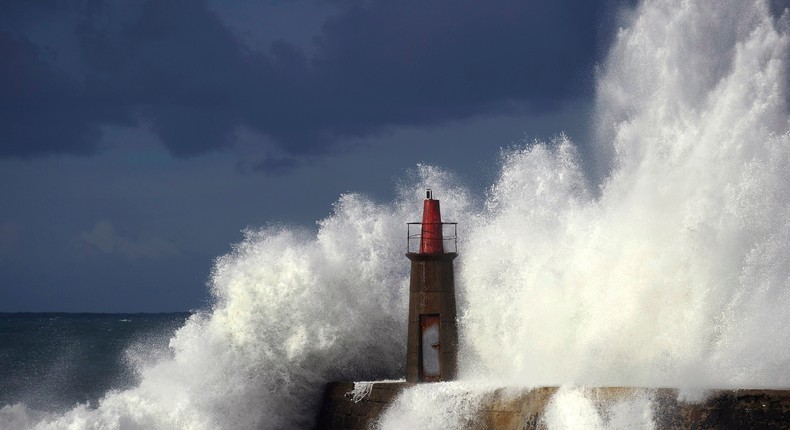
[419,189,443,254]
[407,189,457,254]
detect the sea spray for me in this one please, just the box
[540,387,655,429]
[377,382,497,430]
[461,0,790,389]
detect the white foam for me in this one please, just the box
[541,387,655,430]
[346,382,374,403]
[376,382,497,430]
[461,0,790,390]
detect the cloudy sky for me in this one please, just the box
[1,0,634,312]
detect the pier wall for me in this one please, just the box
[315,382,790,429]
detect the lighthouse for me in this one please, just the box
[405,189,458,382]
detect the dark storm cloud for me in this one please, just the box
[76,0,248,156]
[0,0,613,169]
[0,31,112,157]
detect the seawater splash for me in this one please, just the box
[2,0,790,428]
[462,0,790,389]
[377,382,499,430]
[540,387,655,429]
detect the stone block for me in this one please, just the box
[488,411,522,430]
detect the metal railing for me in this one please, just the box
[406,222,458,253]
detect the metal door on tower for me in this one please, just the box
[420,314,441,381]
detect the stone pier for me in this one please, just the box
[315,382,790,429]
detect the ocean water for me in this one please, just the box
[0,314,188,411]
[2,0,790,428]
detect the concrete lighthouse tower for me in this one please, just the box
[405,189,458,382]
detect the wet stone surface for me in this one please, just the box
[314,383,790,430]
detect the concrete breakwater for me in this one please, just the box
[315,382,790,429]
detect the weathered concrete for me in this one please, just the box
[315,382,790,429]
